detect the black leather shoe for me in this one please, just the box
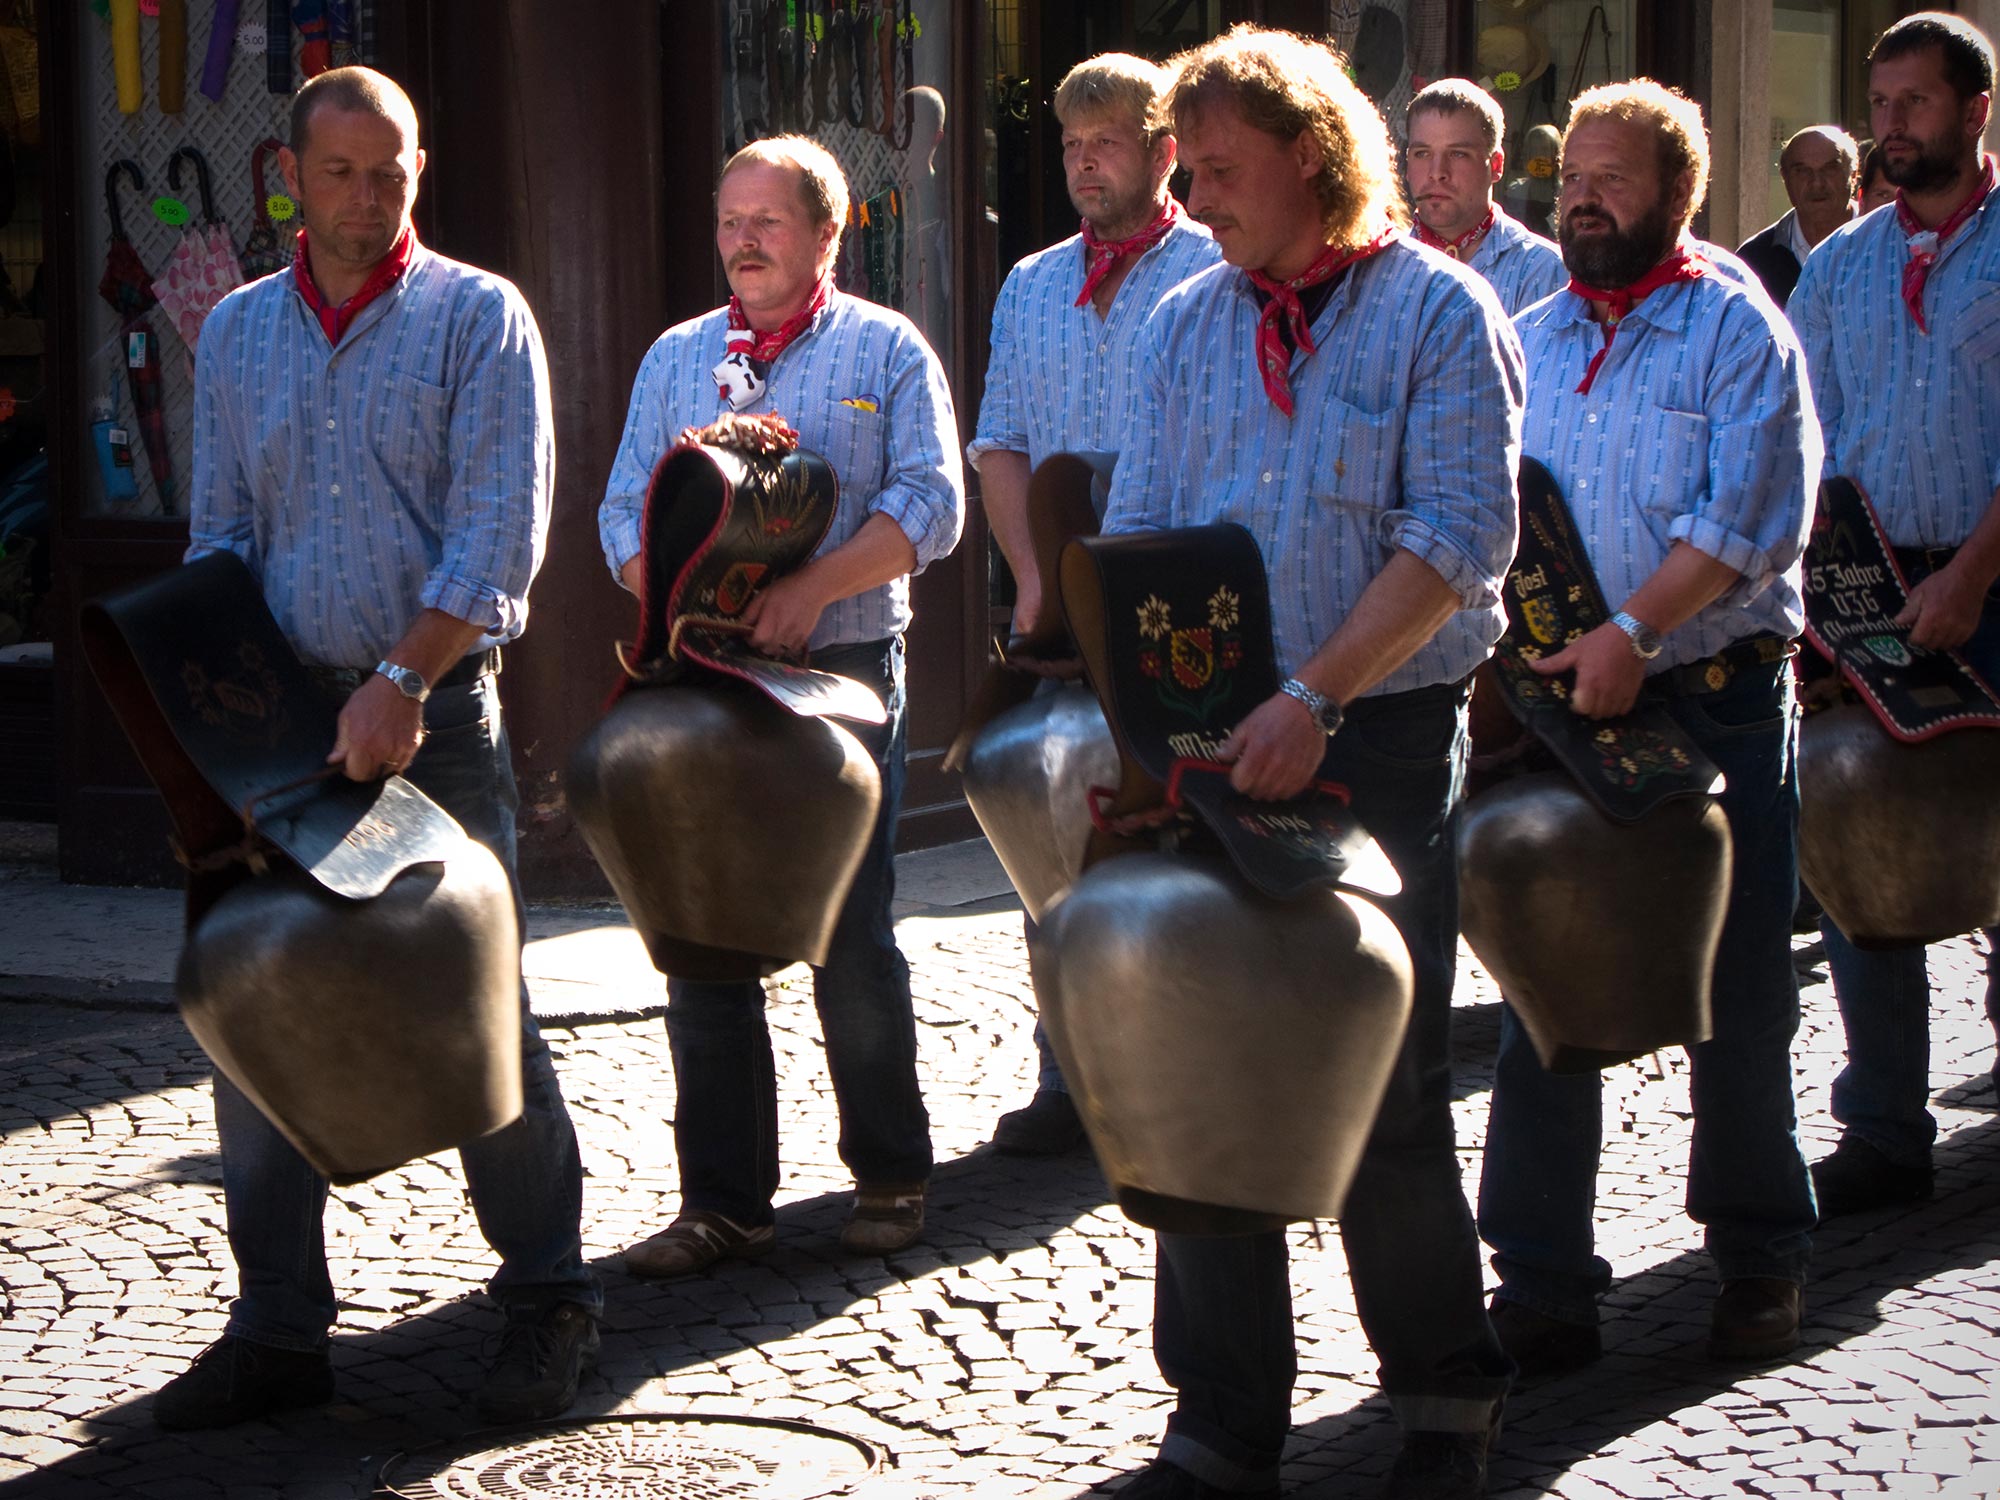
[1810,1135,1933,1219]
[153,1336,334,1431]
[1488,1297,1601,1379]
[1380,1419,1496,1500]
[476,1302,600,1424]
[1708,1277,1801,1361]
[1119,1460,1279,1498]
[992,1089,1086,1155]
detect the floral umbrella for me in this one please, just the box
[97,159,174,509]
[152,146,244,355]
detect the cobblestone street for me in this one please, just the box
[2,837,1998,1498]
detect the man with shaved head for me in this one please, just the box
[1737,125,1860,308]
[165,65,600,1431]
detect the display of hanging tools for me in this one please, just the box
[111,0,142,113]
[239,136,292,278]
[730,0,767,147]
[154,146,246,353]
[158,0,187,111]
[768,0,797,132]
[328,0,355,67]
[266,0,290,92]
[831,2,859,126]
[295,0,330,77]
[807,0,831,129]
[201,0,242,100]
[1567,5,1613,101]
[97,161,175,509]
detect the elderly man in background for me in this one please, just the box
[1737,125,1861,308]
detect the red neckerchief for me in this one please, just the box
[1895,154,1996,334]
[1074,199,1183,308]
[1245,226,1398,417]
[292,226,416,347]
[1567,246,1710,395]
[1413,206,1495,261]
[727,271,834,364]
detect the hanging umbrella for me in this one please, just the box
[239,137,294,280]
[200,0,242,103]
[97,160,175,510]
[153,147,245,356]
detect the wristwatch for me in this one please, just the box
[375,660,431,702]
[1280,677,1344,736]
[1610,610,1663,661]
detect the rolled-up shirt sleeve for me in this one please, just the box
[421,288,553,635]
[1389,277,1524,608]
[868,329,965,573]
[1670,302,1819,608]
[965,264,1028,467]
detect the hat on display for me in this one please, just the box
[1477,22,1552,94]
[1351,5,1406,103]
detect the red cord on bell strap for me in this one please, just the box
[1086,757,1352,836]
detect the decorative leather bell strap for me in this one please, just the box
[943,452,1105,772]
[624,437,882,723]
[78,551,468,906]
[1801,475,2000,741]
[1058,525,1389,900]
[1489,458,1723,822]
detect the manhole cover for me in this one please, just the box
[375,1413,882,1499]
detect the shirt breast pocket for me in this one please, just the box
[368,371,452,482]
[1304,395,1399,521]
[818,400,888,501]
[1953,280,2000,370]
[1630,404,1710,520]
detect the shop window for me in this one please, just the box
[1470,0,1637,239]
[1768,0,1842,230]
[69,4,377,522]
[720,1,957,371]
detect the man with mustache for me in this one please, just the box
[1737,126,1861,310]
[1478,81,1820,1377]
[966,52,1218,1157]
[600,135,964,1274]
[161,66,601,1430]
[1404,79,1566,314]
[1788,12,2000,1218]
[1099,26,1521,1500]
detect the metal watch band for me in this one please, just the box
[375,660,431,702]
[1610,610,1663,660]
[1280,676,1343,736]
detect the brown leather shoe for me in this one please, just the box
[840,1181,926,1254]
[1709,1277,1801,1361]
[1488,1296,1602,1378]
[621,1210,774,1279]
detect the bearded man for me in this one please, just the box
[1789,12,2000,1218]
[1478,80,1820,1377]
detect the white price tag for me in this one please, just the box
[237,18,269,50]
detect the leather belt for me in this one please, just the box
[308,648,500,697]
[1649,634,1795,698]
[1894,543,1959,576]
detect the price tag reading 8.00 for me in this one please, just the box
[268,193,298,223]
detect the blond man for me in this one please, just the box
[1100,26,1522,1500]
[966,54,1218,1155]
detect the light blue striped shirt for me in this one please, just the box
[966,215,1220,469]
[1515,256,1820,671]
[1103,239,1525,696]
[188,245,553,667]
[601,292,965,648]
[1791,174,2000,547]
[1468,207,1568,316]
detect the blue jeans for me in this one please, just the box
[1821,563,2000,1166]
[1479,660,1815,1323]
[1025,915,1067,1096]
[218,672,599,1351]
[663,637,932,1226]
[1153,682,1509,1491]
